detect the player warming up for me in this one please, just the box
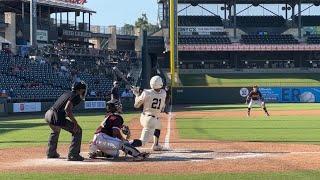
[131,76,167,151]
[88,100,149,161]
[246,85,270,117]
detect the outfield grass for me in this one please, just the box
[179,73,320,87]
[2,171,320,180]
[177,104,320,143]
[0,112,138,148]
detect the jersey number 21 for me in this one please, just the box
[151,98,161,109]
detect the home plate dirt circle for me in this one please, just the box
[16,149,285,168]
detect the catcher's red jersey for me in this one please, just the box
[95,113,124,137]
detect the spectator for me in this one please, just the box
[90,90,97,97]
[121,88,133,98]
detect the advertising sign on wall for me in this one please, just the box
[85,101,106,109]
[247,87,320,103]
[13,102,41,113]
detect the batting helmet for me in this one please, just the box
[150,76,163,90]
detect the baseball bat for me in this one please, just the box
[112,67,134,88]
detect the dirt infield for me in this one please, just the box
[1,109,320,175]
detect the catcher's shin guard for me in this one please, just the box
[122,141,141,157]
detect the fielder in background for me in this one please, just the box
[44,81,87,161]
[88,100,149,161]
[131,76,167,151]
[246,85,270,117]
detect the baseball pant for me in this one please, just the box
[45,109,82,157]
[139,114,161,146]
[89,133,141,157]
[248,100,265,108]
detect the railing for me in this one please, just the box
[179,43,320,52]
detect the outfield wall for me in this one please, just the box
[4,98,135,115]
[172,87,320,104]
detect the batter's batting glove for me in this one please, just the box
[131,86,140,96]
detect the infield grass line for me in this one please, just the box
[164,105,173,149]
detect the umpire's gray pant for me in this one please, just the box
[45,110,82,157]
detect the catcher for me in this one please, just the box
[246,85,270,117]
[88,100,149,160]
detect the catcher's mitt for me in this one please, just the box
[122,125,131,140]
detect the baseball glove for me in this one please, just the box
[122,125,131,140]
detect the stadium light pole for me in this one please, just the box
[170,0,178,87]
[30,0,37,47]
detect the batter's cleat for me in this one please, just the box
[152,144,164,151]
[247,112,250,117]
[47,153,60,159]
[68,154,84,161]
[265,112,270,117]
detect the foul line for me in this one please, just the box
[164,105,173,149]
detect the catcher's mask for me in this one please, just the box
[72,81,87,100]
[106,100,119,113]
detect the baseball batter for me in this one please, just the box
[246,85,270,117]
[131,76,167,151]
[88,100,149,160]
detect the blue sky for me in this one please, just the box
[86,0,158,27]
[84,1,320,27]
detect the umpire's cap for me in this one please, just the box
[72,81,87,91]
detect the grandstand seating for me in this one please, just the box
[178,16,223,26]
[230,16,285,27]
[294,16,320,26]
[179,35,231,44]
[306,35,320,44]
[0,49,138,101]
[240,34,299,44]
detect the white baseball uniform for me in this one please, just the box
[134,89,167,145]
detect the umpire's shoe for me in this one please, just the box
[68,154,84,161]
[47,153,60,159]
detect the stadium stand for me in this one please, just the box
[294,16,320,26]
[178,16,223,26]
[240,34,299,44]
[179,35,231,44]
[230,16,286,27]
[306,35,320,44]
[0,48,138,102]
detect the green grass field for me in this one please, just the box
[177,104,320,143]
[2,104,320,179]
[179,73,320,87]
[0,112,137,148]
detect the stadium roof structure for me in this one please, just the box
[159,0,320,4]
[0,0,95,13]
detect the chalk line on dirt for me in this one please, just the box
[164,105,173,149]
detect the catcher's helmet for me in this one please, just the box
[106,99,119,113]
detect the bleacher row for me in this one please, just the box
[0,52,121,101]
[179,15,320,27]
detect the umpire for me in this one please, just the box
[45,81,87,161]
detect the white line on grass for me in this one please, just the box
[164,105,173,149]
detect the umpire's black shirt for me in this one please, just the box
[51,91,82,126]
